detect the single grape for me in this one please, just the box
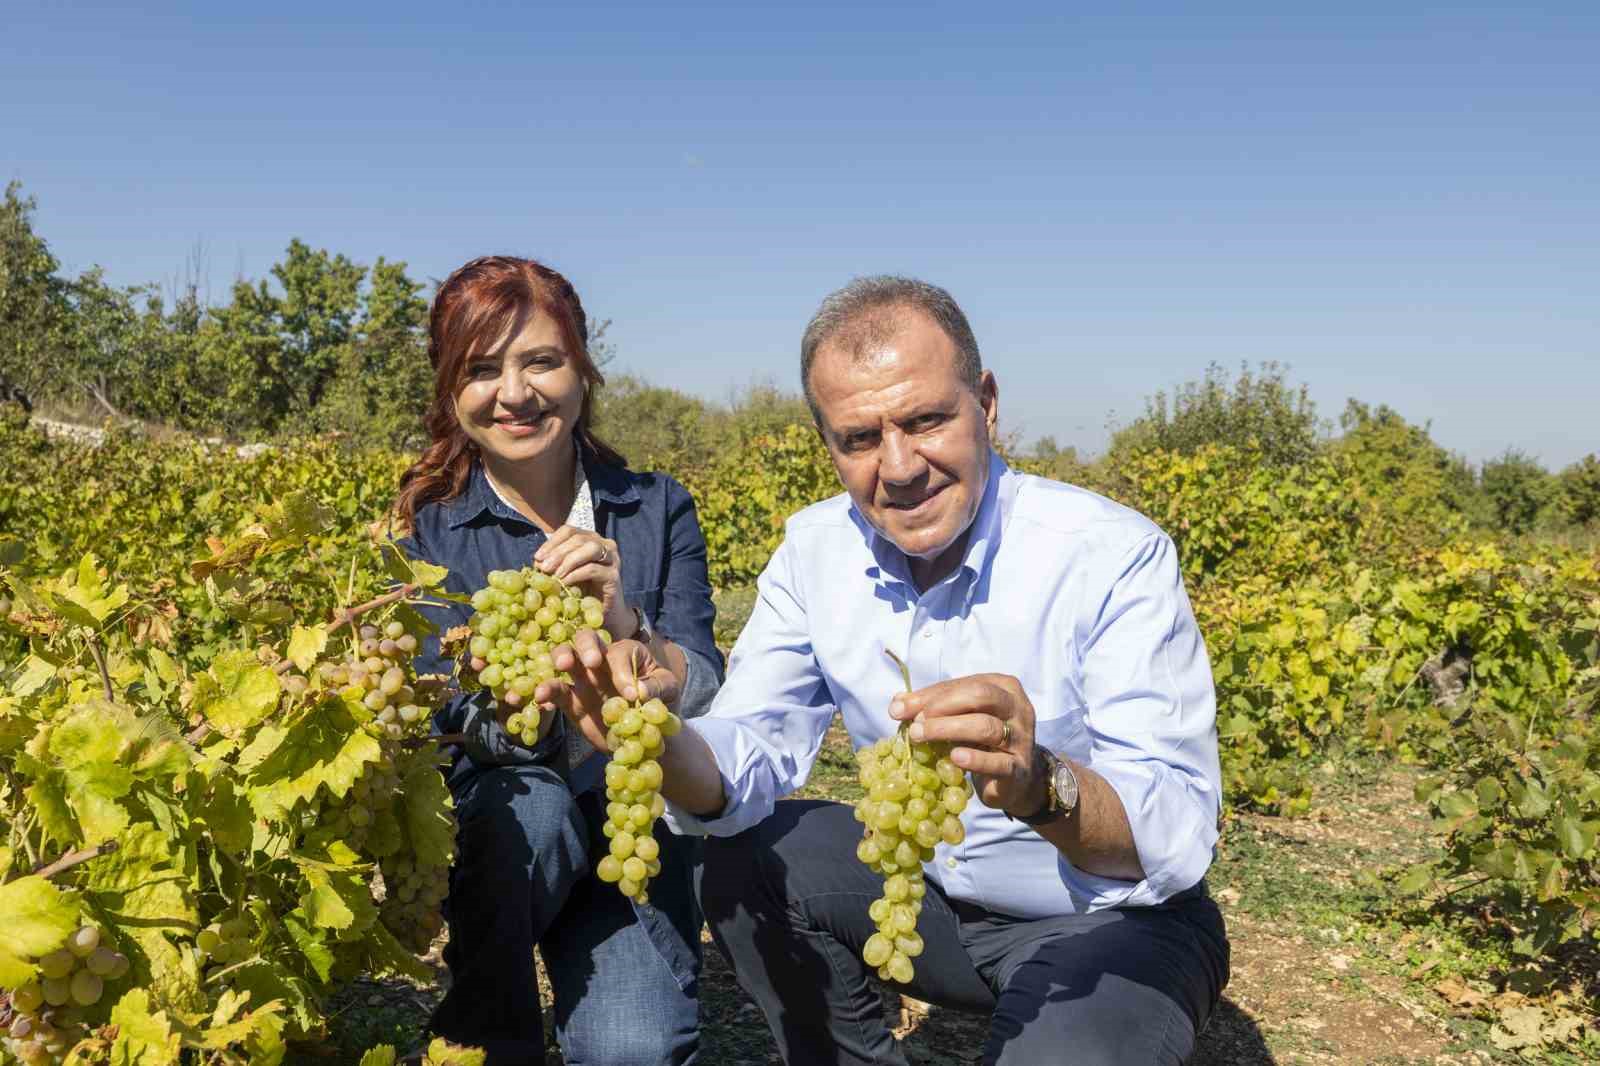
[69,970,103,1006]
[37,949,74,980]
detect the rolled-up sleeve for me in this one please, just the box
[1070,532,1222,907]
[663,536,836,837]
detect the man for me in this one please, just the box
[547,276,1229,1065]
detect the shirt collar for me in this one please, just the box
[443,439,638,530]
[854,448,1013,596]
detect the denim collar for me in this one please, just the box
[852,449,1011,599]
[443,441,639,530]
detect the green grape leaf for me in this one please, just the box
[360,919,434,983]
[1395,863,1435,896]
[49,703,137,841]
[399,755,456,868]
[282,911,336,983]
[27,773,79,848]
[1553,814,1594,860]
[360,1047,399,1066]
[286,624,329,673]
[11,654,57,697]
[0,875,80,986]
[383,542,450,590]
[82,822,199,1007]
[427,1038,487,1066]
[262,491,334,545]
[110,988,184,1065]
[235,724,289,776]
[365,807,403,859]
[227,958,321,1037]
[244,699,381,819]
[195,650,282,734]
[299,866,359,931]
[195,988,287,1054]
[197,775,255,855]
[50,554,131,629]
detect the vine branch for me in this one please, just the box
[86,636,115,701]
[11,841,120,882]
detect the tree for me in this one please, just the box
[1478,449,1553,535]
[1552,454,1600,529]
[0,180,69,405]
[1109,361,1323,466]
[1331,400,1479,536]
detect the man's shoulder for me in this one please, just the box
[782,490,860,535]
[1006,470,1168,558]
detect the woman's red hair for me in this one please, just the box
[393,256,625,527]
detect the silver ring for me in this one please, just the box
[597,544,609,564]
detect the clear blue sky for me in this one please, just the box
[5,2,1596,466]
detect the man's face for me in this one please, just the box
[810,310,998,587]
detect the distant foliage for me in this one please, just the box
[1107,360,1324,467]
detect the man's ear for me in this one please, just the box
[979,371,999,442]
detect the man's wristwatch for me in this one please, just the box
[1016,746,1080,827]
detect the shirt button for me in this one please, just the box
[922,629,934,639]
[945,858,958,869]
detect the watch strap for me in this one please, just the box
[1016,746,1067,827]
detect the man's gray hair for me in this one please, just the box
[800,276,982,425]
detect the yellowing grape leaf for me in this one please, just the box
[360,1047,398,1066]
[197,775,255,855]
[49,554,130,629]
[383,542,450,590]
[244,699,381,819]
[399,754,456,869]
[195,650,281,734]
[286,624,328,673]
[110,988,183,1066]
[11,654,57,697]
[0,875,80,986]
[427,1037,487,1066]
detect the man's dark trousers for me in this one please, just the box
[699,800,1230,1066]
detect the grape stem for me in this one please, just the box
[13,840,120,882]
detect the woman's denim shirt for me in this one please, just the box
[399,456,724,795]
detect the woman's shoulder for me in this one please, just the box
[589,461,695,504]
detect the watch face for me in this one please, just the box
[1053,763,1080,812]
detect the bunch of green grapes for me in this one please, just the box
[378,854,450,953]
[321,743,401,852]
[465,568,608,746]
[852,652,974,984]
[308,620,430,741]
[195,915,254,970]
[594,695,681,904]
[3,924,129,1065]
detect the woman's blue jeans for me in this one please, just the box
[430,764,701,1066]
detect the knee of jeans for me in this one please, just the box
[463,766,582,858]
[564,1021,695,1066]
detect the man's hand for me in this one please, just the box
[889,673,1047,818]
[534,629,682,750]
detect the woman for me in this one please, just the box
[394,256,721,1065]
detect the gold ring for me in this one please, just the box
[597,544,609,564]
[1000,720,1012,747]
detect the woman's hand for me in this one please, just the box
[533,526,636,638]
[534,629,682,751]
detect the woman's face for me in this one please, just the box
[454,311,586,469]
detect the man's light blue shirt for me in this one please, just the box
[666,451,1223,917]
